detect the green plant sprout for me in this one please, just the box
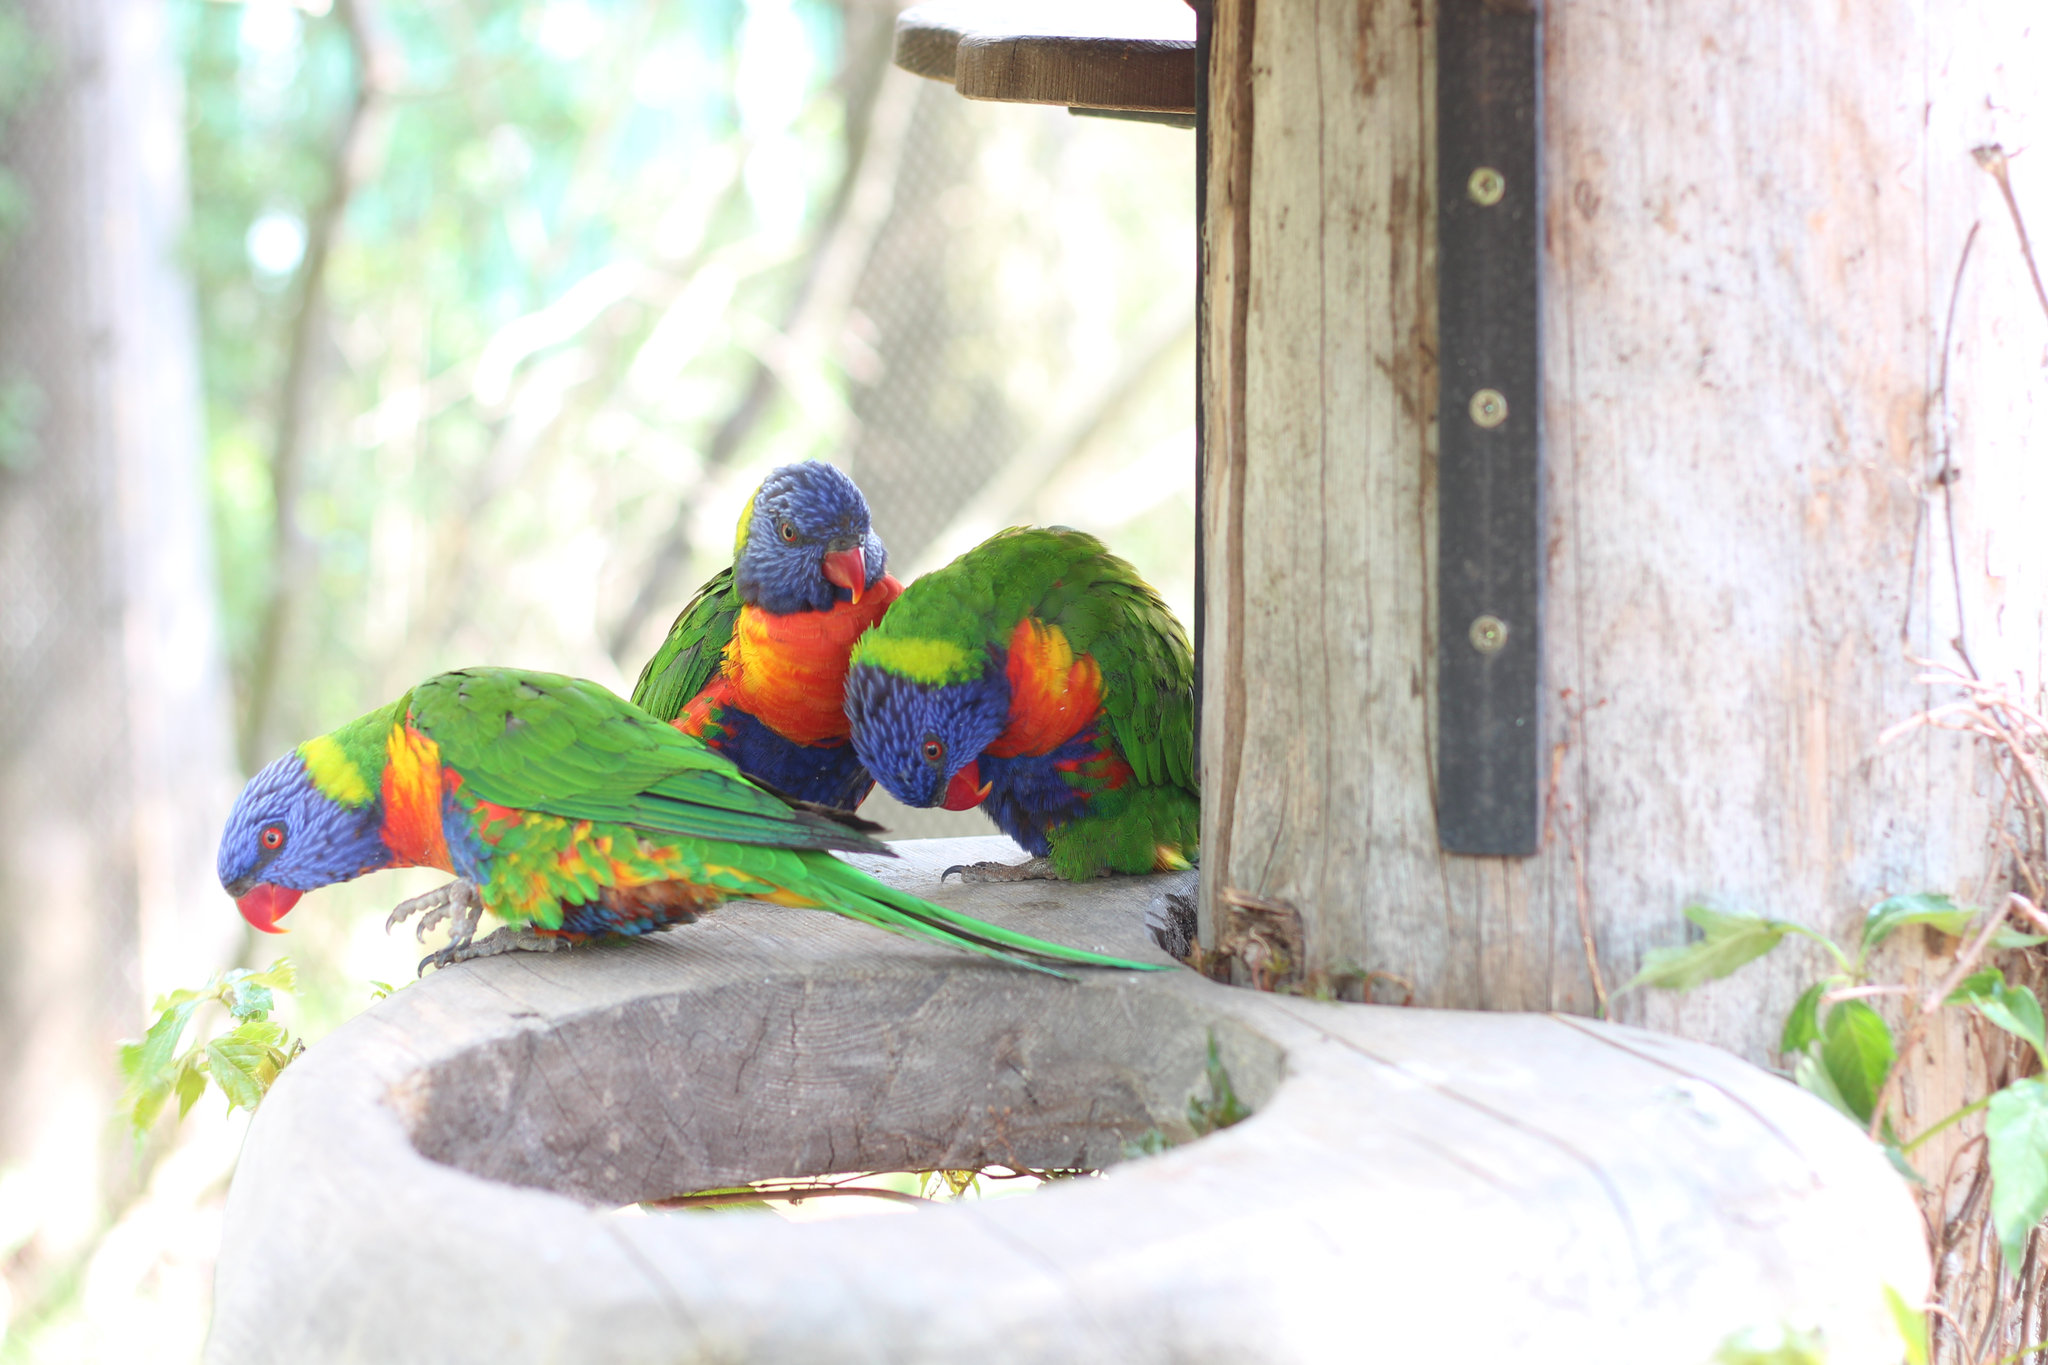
[117,958,303,1137]
[1709,1288,1928,1365]
[1122,1032,1253,1159]
[1711,1323,1827,1365]
[1628,892,2048,1271]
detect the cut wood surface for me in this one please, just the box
[1198,0,2048,1093]
[895,0,1196,113]
[208,839,1924,1364]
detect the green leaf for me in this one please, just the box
[223,980,274,1020]
[1120,1129,1170,1160]
[1884,1285,1928,1365]
[1780,981,1827,1055]
[1983,987,2046,1062]
[241,958,297,994]
[1793,1050,1858,1121]
[119,998,200,1092]
[1188,1033,1251,1136]
[1821,1000,1895,1125]
[148,985,206,1017]
[1995,928,2048,951]
[125,1076,174,1135]
[1624,906,1802,994]
[1987,1077,2048,1272]
[1883,1142,1928,1187]
[1949,972,2048,1065]
[205,1033,281,1112]
[227,1018,287,1050]
[173,1052,209,1121]
[1951,968,2004,1000]
[1862,892,1976,951]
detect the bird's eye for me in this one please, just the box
[259,824,286,852]
[778,520,798,542]
[921,737,944,765]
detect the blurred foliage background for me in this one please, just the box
[0,0,1193,1358]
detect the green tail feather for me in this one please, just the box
[804,855,1169,975]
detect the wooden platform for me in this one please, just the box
[206,838,1925,1364]
[894,0,1197,115]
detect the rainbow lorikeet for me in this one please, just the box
[631,461,901,810]
[843,527,1198,882]
[216,667,1163,975]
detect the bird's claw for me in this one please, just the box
[939,857,1060,884]
[389,881,487,970]
[417,927,570,975]
[385,881,457,934]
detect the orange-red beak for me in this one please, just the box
[942,761,992,811]
[821,546,866,605]
[236,883,301,934]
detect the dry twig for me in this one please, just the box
[1975,145,2048,324]
[647,1182,933,1211]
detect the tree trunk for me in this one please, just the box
[1198,0,2044,1066]
[0,0,233,1284]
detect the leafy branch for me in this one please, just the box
[1628,892,2048,1270]
[117,958,303,1136]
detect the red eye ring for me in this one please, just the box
[921,738,944,764]
[779,521,798,542]
[260,824,286,851]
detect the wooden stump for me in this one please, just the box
[207,840,1925,1364]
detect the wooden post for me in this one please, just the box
[1199,0,2048,1063]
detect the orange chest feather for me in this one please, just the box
[380,724,453,871]
[722,574,902,744]
[987,616,1103,757]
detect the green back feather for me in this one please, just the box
[410,668,878,853]
[629,566,741,722]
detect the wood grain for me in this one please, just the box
[1200,0,1446,994]
[208,839,1925,1364]
[895,0,1197,113]
[1200,0,2046,1082]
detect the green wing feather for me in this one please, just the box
[787,855,1166,975]
[1031,536,1195,795]
[629,567,740,722]
[409,668,879,853]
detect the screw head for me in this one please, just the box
[1468,388,1508,428]
[1469,614,1509,654]
[1467,166,1506,206]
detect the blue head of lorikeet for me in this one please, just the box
[217,716,405,931]
[841,664,1009,811]
[734,461,888,613]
